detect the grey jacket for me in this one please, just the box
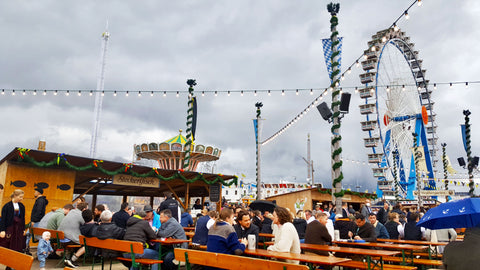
[58,209,84,244]
[157,218,188,248]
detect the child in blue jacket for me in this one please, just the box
[37,231,54,270]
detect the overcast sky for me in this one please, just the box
[1,0,479,193]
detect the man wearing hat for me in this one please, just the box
[26,188,49,254]
[144,204,161,231]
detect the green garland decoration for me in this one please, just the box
[317,187,377,199]
[184,79,196,170]
[16,148,237,186]
[463,110,474,196]
[441,143,448,191]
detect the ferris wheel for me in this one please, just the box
[358,28,438,200]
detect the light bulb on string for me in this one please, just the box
[202,91,205,97]
[356,60,360,68]
[281,90,285,96]
[386,86,390,92]
[404,11,409,20]
[12,90,15,96]
[241,91,244,96]
[228,91,231,96]
[150,91,154,97]
[466,82,469,88]
[1,89,4,95]
[114,91,117,97]
[163,91,166,97]
[382,36,387,43]
[417,0,422,6]
[33,90,38,95]
[65,90,69,96]
[89,90,93,96]
[269,90,272,96]
[22,90,26,96]
[176,91,179,98]
[310,89,313,95]
[138,91,142,97]
[125,91,129,97]
[393,23,399,32]
[402,85,405,91]
[214,91,218,97]
[449,83,452,88]
[433,83,437,90]
[101,91,104,97]
[254,90,257,96]
[43,90,47,96]
[77,91,81,96]
[54,90,58,96]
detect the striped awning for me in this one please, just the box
[164,133,187,144]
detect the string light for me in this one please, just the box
[12,90,15,96]
[214,91,218,97]
[89,90,93,96]
[310,89,313,95]
[101,91,105,97]
[254,90,257,96]
[114,91,117,97]
[417,0,422,6]
[150,91,154,97]
[449,83,453,88]
[433,83,437,90]
[54,90,57,96]
[281,90,285,96]
[241,91,244,96]
[466,82,469,88]
[125,91,129,97]
[176,91,179,98]
[404,11,409,20]
[22,90,26,96]
[77,91,81,96]
[43,90,47,96]
[227,91,231,96]
[163,91,166,97]
[1,89,4,95]
[268,90,272,96]
[202,91,205,97]
[393,23,399,32]
[138,91,142,97]
[65,90,69,96]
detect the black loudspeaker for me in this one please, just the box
[340,92,351,113]
[317,102,332,121]
[458,157,466,167]
[473,156,479,167]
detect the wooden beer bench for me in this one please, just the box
[0,246,34,270]
[79,235,162,270]
[174,248,309,270]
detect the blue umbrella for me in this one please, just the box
[417,197,480,229]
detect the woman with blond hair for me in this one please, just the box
[207,208,247,256]
[0,189,26,256]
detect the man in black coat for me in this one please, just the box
[376,202,390,225]
[233,210,259,245]
[96,210,125,258]
[123,211,159,269]
[31,188,49,225]
[158,192,179,222]
[443,226,480,270]
[112,202,131,229]
[304,212,332,256]
[348,213,377,242]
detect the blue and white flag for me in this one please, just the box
[461,124,467,153]
[253,119,258,143]
[322,37,343,83]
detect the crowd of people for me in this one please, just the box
[0,185,470,270]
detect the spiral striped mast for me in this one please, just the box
[463,110,474,196]
[327,2,343,215]
[183,79,196,170]
[255,102,263,199]
[441,143,448,191]
[413,133,422,209]
[393,150,400,201]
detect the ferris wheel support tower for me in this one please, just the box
[89,27,110,158]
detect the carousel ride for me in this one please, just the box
[358,28,438,200]
[133,129,221,171]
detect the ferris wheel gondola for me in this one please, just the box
[358,28,438,200]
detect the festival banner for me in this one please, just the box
[322,37,343,83]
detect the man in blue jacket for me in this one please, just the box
[368,213,389,239]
